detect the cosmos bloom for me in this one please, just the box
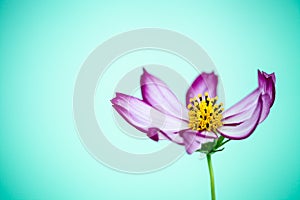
[111,69,276,154]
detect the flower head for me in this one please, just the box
[111,69,276,154]
[187,92,223,132]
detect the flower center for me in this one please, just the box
[187,92,224,132]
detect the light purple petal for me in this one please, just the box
[145,128,184,143]
[186,72,218,106]
[259,94,272,123]
[222,89,260,125]
[145,129,185,144]
[222,88,260,120]
[180,130,215,154]
[111,93,189,141]
[141,69,188,121]
[222,70,276,125]
[217,95,263,140]
[160,130,185,145]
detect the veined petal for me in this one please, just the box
[222,88,260,120]
[217,95,263,140]
[180,130,216,154]
[186,72,218,106]
[259,94,272,123]
[111,93,189,141]
[141,69,188,121]
[159,130,185,145]
[222,70,276,125]
[146,128,185,144]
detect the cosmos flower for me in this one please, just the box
[111,69,276,154]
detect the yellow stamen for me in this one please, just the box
[187,92,223,132]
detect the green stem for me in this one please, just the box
[207,154,216,200]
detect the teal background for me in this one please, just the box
[0,0,299,199]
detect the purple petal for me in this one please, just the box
[160,130,185,145]
[258,70,276,108]
[111,93,189,141]
[222,89,260,125]
[259,94,272,123]
[145,128,185,144]
[217,95,263,140]
[144,128,184,143]
[222,70,276,125]
[180,130,215,154]
[141,69,188,121]
[186,72,218,106]
[147,128,160,141]
[222,88,260,120]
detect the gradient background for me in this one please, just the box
[1,0,299,199]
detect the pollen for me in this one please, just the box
[187,92,223,132]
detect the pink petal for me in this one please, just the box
[146,128,185,144]
[222,88,260,120]
[111,93,189,141]
[222,70,276,125]
[160,130,185,145]
[258,70,276,108]
[186,72,218,106]
[180,130,216,154]
[141,69,188,121]
[147,128,160,141]
[259,94,272,123]
[217,95,263,140]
